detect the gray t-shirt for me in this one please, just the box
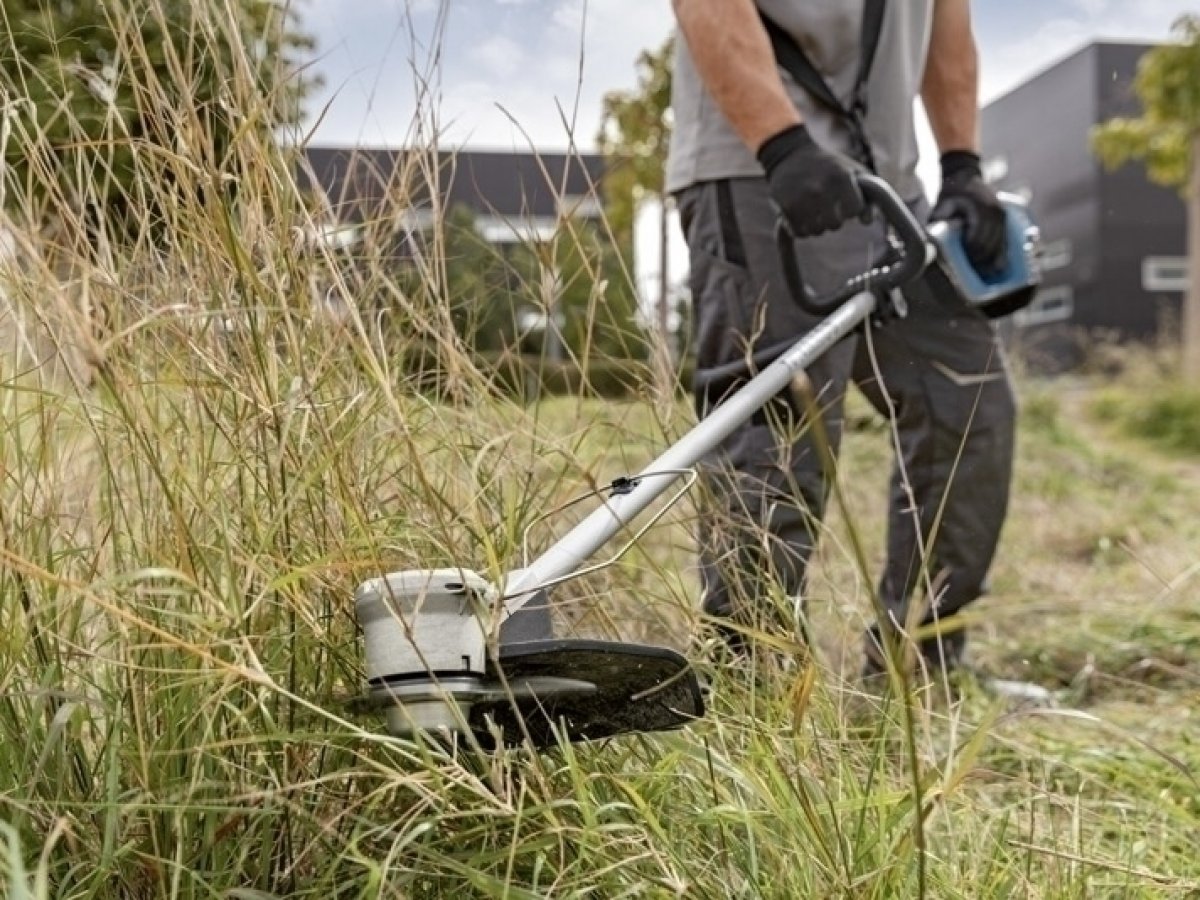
[665,0,934,202]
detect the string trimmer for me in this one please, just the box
[348,174,1042,749]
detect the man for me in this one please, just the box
[667,0,1016,678]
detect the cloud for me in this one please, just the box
[980,17,1096,102]
[476,34,526,79]
[980,0,1197,101]
[302,0,675,149]
[299,0,1196,182]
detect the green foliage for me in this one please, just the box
[422,204,648,360]
[0,0,314,235]
[441,204,523,352]
[552,216,647,360]
[596,38,674,241]
[1091,15,1200,188]
[1091,16,1200,380]
[1091,117,1191,187]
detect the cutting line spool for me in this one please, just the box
[355,570,492,736]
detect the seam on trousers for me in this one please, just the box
[715,180,747,268]
[931,360,1006,387]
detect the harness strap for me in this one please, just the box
[760,0,886,172]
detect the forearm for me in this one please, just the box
[672,0,799,152]
[920,0,980,153]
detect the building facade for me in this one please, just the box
[298,146,608,252]
[294,147,648,362]
[981,42,1188,370]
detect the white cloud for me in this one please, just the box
[476,33,526,79]
[302,0,675,150]
[980,18,1093,103]
[981,0,1197,101]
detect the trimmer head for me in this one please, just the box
[351,569,703,748]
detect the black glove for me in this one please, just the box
[757,123,865,238]
[931,150,1007,272]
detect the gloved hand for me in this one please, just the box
[757,123,865,238]
[931,150,1007,272]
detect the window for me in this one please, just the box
[1014,286,1074,328]
[398,207,437,231]
[1142,256,1190,292]
[1039,239,1072,271]
[476,215,559,244]
[301,222,363,250]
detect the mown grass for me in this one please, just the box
[3,2,1200,896]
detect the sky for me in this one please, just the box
[297,0,1199,301]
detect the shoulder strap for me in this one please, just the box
[856,0,886,96]
[759,0,886,171]
[758,13,843,117]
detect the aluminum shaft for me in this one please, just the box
[500,290,877,611]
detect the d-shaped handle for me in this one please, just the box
[775,173,930,317]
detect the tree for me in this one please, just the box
[549,216,648,361]
[596,38,676,352]
[0,0,314,240]
[1092,16,1200,380]
[431,206,647,361]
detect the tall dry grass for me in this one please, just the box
[2,2,1198,897]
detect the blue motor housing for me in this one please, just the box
[928,192,1044,319]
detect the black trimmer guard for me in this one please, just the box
[472,639,704,749]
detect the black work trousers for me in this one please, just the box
[678,177,1016,671]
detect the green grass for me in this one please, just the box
[4,303,1199,899]
[3,2,1200,895]
[1092,384,1200,456]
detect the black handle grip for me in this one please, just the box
[775,173,930,317]
[692,175,931,397]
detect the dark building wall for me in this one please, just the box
[980,41,1187,367]
[981,47,1101,293]
[981,46,1101,366]
[1094,44,1186,338]
[441,150,606,219]
[298,146,607,223]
